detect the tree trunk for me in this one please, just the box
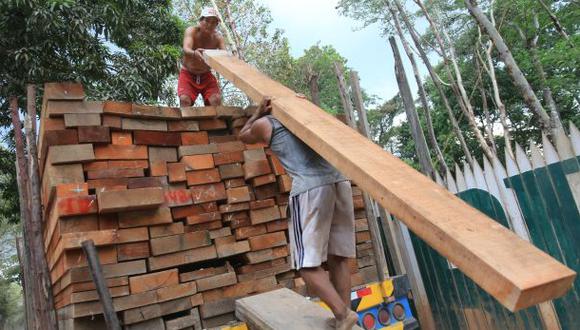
[537,0,573,45]
[389,0,474,165]
[476,4,515,157]
[464,0,553,134]
[308,72,321,106]
[475,59,497,153]
[25,85,58,330]
[390,37,436,179]
[10,96,36,330]
[386,1,449,175]
[333,62,356,126]
[415,0,495,161]
[529,13,563,131]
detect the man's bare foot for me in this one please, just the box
[326,317,336,328]
[335,310,358,330]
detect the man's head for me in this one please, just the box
[199,7,220,33]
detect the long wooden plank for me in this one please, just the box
[204,51,576,311]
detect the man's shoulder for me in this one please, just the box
[185,25,198,34]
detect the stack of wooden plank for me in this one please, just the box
[39,82,378,329]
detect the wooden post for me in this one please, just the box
[15,236,33,330]
[82,240,122,330]
[334,63,389,282]
[10,96,39,330]
[333,62,356,126]
[350,70,436,329]
[389,37,435,179]
[25,85,58,329]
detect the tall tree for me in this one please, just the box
[414,0,496,161]
[464,0,557,134]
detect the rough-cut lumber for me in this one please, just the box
[235,288,363,330]
[48,144,95,165]
[148,245,218,271]
[205,50,576,311]
[129,269,179,294]
[97,187,164,213]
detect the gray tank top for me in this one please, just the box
[266,115,346,196]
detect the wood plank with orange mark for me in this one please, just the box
[57,195,98,217]
[164,188,193,207]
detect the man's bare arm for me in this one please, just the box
[239,98,272,144]
[217,34,226,50]
[183,27,204,60]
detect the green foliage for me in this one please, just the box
[0,0,182,103]
[291,44,350,114]
[0,223,23,329]
[340,0,579,172]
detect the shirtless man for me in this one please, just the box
[179,7,225,107]
[238,98,359,330]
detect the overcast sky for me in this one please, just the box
[264,0,400,104]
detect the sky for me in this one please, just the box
[263,0,401,104]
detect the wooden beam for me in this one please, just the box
[204,50,576,311]
[81,240,121,330]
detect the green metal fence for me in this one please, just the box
[407,124,579,329]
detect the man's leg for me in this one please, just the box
[299,266,348,320]
[207,93,222,106]
[327,254,351,307]
[203,72,222,106]
[180,94,193,107]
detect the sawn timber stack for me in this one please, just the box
[203,50,576,312]
[40,83,378,329]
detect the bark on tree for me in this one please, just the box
[511,14,563,132]
[388,0,474,164]
[308,68,321,106]
[11,92,58,330]
[349,71,374,139]
[537,0,573,45]
[476,5,515,158]
[529,13,563,131]
[414,0,495,161]
[333,62,356,126]
[390,37,436,179]
[464,0,554,135]
[10,96,36,330]
[25,85,58,329]
[385,1,449,175]
[475,57,497,153]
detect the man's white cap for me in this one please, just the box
[200,7,220,21]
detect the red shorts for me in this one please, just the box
[177,68,220,106]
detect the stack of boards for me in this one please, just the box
[40,83,378,329]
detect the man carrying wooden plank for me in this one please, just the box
[179,7,225,107]
[239,98,359,330]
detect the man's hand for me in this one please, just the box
[194,49,205,60]
[257,97,272,118]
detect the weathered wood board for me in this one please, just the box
[236,288,363,330]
